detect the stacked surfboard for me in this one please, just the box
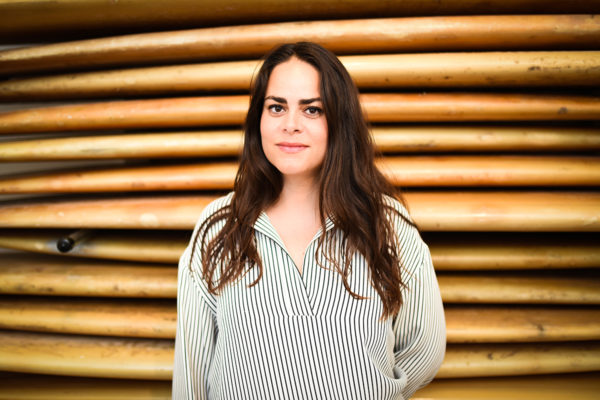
[0,1,599,398]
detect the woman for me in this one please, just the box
[173,42,445,399]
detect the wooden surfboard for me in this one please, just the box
[0,330,597,379]
[427,233,600,270]
[0,253,177,298]
[0,373,172,400]
[2,253,598,303]
[0,330,173,380]
[414,373,600,400]
[1,14,598,73]
[1,93,600,135]
[1,156,598,193]
[0,297,175,338]
[0,192,597,231]
[438,342,600,378]
[2,125,599,161]
[438,274,600,304]
[1,230,598,269]
[0,373,597,400]
[0,229,188,264]
[2,296,599,343]
[444,306,600,343]
[2,51,599,100]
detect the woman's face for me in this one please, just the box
[260,57,328,183]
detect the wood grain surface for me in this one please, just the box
[2,126,599,161]
[0,330,597,379]
[439,274,600,304]
[1,93,599,134]
[1,297,598,343]
[0,192,597,231]
[0,10,600,50]
[444,306,600,342]
[1,156,599,193]
[0,253,177,298]
[2,51,599,100]
[438,342,600,378]
[1,230,598,269]
[0,372,598,400]
[1,253,598,304]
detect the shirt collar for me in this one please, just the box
[254,211,336,245]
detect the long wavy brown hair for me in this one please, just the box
[191,42,413,319]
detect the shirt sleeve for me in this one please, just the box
[172,230,218,399]
[393,242,446,399]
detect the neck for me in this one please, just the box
[275,174,320,212]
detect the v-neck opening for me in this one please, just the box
[255,211,333,278]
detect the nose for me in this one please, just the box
[282,109,302,134]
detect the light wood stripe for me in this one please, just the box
[0,373,172,400]
[439,275,600,304]
[1,298,598,343]
[3,51,599,100]
[0,253,177,298]
[0,192,597,231]
[1,253,598,303]
[414,373,600,400]
[0,298,175,338]
[2,126,599,161]
[438,342,600,378]
[444,306,600,343]
[1,156,598,193]
[0,331,597,379]
[0,330,173,380]
[1,230,598,269]
[406,191,600,232]
[0,230,187,264]
[1,94,599,134]
[428,234,600,270]
[0,372,597,400]
[1,3,598,46]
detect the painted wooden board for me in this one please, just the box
[4,15,598,74]
[439,274,600,304]
[2,156,598,193]
[1,230,598,269]
[0,330,173,380]
[438,342,600,378]
[2,297,599,343]
[444,306,600,343]
[1,93,600,135]
[2,125,599,161]
[0,297,175,338]
[0,192,598,231]
[0,253,177,298]
[0,373,172,400]
[413,373,600,400]
[0,330,598,379]
[3,51,600,100]
[0,373,597,400]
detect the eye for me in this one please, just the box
[268,104,285,114]
[305,106,323,116]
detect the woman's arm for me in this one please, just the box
[172,245,217,399]
[393,244,446,399]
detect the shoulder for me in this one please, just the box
[193,191,234,229]
[183,192,233,273]
[382,194,430,281]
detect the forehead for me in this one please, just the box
[265,57,321,99]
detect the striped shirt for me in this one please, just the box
[173,192,446,399]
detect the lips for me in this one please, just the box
[276,142,308,153]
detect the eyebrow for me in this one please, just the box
[265,96,322,105]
